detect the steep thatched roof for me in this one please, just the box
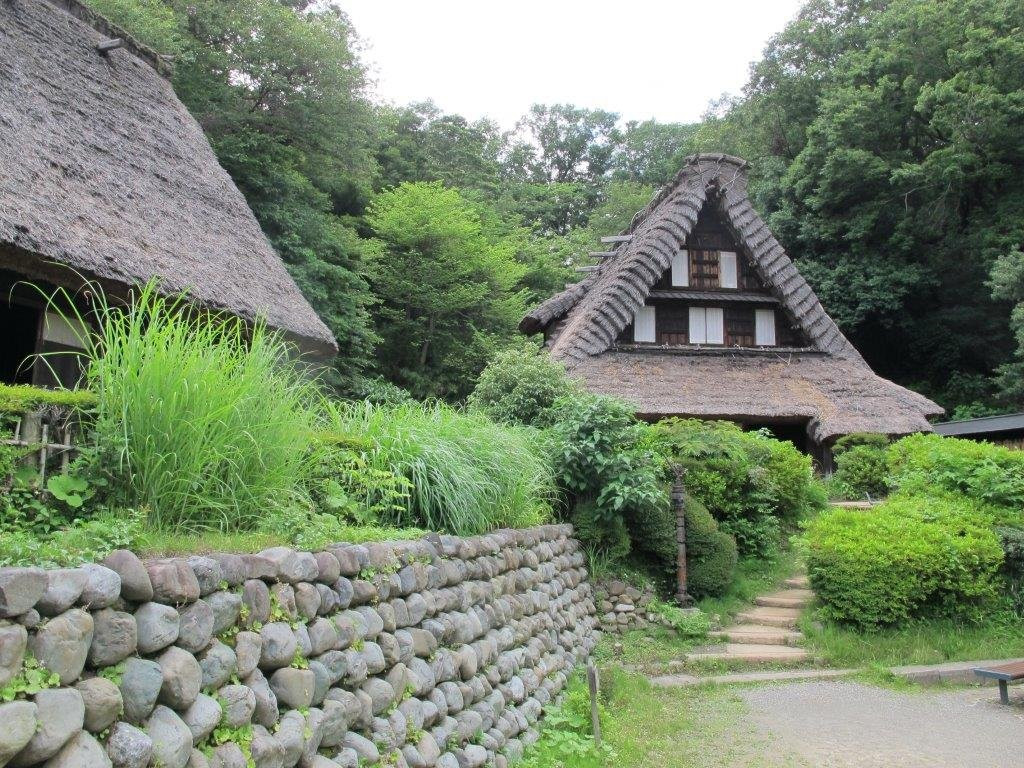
[0,0,337,356]
[522,154,942,440]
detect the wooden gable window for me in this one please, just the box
[755,308,777,346]
[725,307,755,347]
[632,306,656,343]
[688,250,719,288]
[671,250,689,287]
[719,251,738,289]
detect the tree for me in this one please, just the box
[612,120,698,186]
[365,183,529,400]
[506,104,621,184]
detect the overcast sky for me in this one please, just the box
[338,0,806,129]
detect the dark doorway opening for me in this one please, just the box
[743,421,810,454]
[0,301,41,385]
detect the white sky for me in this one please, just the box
[338,0,806,129]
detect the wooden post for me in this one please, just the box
[586,660,601,746]
[672,464,692,606]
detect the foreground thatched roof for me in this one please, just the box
[522,154,942,439]
[0,0,337,356]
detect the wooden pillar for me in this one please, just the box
[672,464,692,606]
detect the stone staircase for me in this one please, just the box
[686,575,813,664]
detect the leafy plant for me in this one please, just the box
[468,343,579,427]
[648,599,711,638]
[0,653,60,702]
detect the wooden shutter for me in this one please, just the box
[671,250,689,287]
[719,251,738,289]
[688,307,706,344]
[633,306,656,343]
[725,307,755,346]
[689,250,719,288]
[706,307,724,344]
[755,309,776,346]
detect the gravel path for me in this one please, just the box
[739,681,1024,767]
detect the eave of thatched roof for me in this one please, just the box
[567,348,942,443]
[0,0,337,356]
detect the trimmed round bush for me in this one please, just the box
[572,499,631,564]
[833,444,889,499]
[803,494,1004,628]
[685,496,738,599]
[468,345,577,427]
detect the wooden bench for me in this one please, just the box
[973,661,1024,704]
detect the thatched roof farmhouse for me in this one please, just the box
[522,154,942,463]
[0,0,337,385]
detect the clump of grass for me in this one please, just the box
[328,400,554,535]
[62,280,322,533]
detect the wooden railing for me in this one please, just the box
[2,409,79,482]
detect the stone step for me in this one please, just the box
[755,589,813,609]
[736,606,802,629]
[710,624,804,646]
[784,575,809,589]
[686,643,810,664]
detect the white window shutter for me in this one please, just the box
[671,250,689,287]
[755,309,776,346]
[719,251,738,289]
[706,307,725,344]
[688,307,706,344]
[633,306,656,343]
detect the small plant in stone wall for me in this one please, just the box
[0,653,60,702]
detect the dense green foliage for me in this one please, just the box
[0,385,96,415]
[468,345,578,427]
[832,444,890,500]
[648,419,825,557]
[804,495,1004,628]
[683,496,739,599]
[328,401,553,535]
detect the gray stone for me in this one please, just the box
[0,621,27,688]
[145,705,192,768]
[103,551,153,602]
[249,725,285,768]
[43,730,111,768]
[362,676,397,715]
[268,584,297,621]
[205,591,242,636]
[305,756,340,768]
[351,580,376,605]
[269,666,315,709]
[36,568,88,615]
[334,748,359,768]
[77,676,123,732]
[30,607,93,684]
[10,686,84,767]
[234,631,261,678]
[208,743,247,768]
[177,599,215,653]
[315,583,338,615]
[120,657,164,724]
[258,622,296,670]
[257,547,318,583]
[158,645,202,710]
[333,577,353,610]
[88,608,137,667]
[243,669,278,728]
[298,707,326,766]
[240,555,275,581]
[15,609,39,628]
[241,580,270,626]
[146,560,201,604]
[306,617,339,656]
[273,710,305,766]
[361,641,387,674]
[186,557,224,597]
[208,554,246,588]
[79,564,122,609]
[309,659,331,706]
[181,693,221,745]
[332,547,361,577]
[313,552,340,583]
[0,701,37,766]
[342,732,379,764]
[355,606,385,639]
[293,581,321,620]
[217,684,255,728]
[106,722,153,768]
[135,602,180,654]
[198,639,237,689]
[318,698,348,748]
[187,749,211,768]
[0,568,46,618]
[317,650,348,685]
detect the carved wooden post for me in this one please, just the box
[672,464,692,606]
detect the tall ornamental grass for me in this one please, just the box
[70,282,321,532]
[329,401,554,535]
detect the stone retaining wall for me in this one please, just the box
[0,524,598,768]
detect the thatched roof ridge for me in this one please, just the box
[568,348,942,443]
[524,154,860,363]
[0,0,337,355]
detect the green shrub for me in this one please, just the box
[648,599,711,638]
[802,494,1004,628]
[66,281,322,533]
[328,400,554,535]
[996,526,1024,615]
[833,432,891,455]
[572,499,631,563]
[649,419,823,557]
[468,344,578,427]
[0,384,96,415]
[685,496,738,599]
[888,433,1024,510]
[833,444,889,499]
[0,507,144,567]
